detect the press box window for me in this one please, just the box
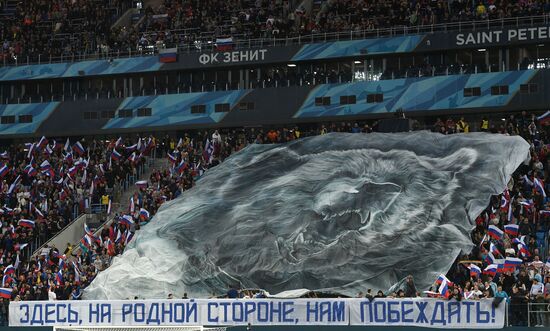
[83,112,98,120]
[191,105,206,114]
[1,116,15,124]
[490,85,509,95]
[119,109,133,118]
[367,94,383,103]
[340,95,356,105]
[18,115,32,123]
[315,97,331,106]
[520,84,538,94]
[463,87,481,97]
[101,110,115,119]
[214,103,230,112]
[137,108,152,117]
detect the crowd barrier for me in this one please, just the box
[9,298,506,328]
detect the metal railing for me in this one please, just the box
[527,302,550,327]
[2,14,550,67]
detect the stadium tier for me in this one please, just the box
[0,1,549,330]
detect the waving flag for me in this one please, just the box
[59,188,68,200]
[175,160,187,174]
[72,141,85,156]
[24,164,37,177]
[68,166,77,177]
[0,151,8,159]
[204,139,214,164]
[490,242,502,257]
[139,208,150,221]
[513,235,526,245]
[119,215,134,227]
[2,274,13,287]
[483,264,498,277]
[37,136,48,150]
[468,264,481,278]
[534,178,546,197]
[115,137,123,148]
[500,190,510,211]
[18,219,35,228]
[167,152,177,165]
[518,243,530,257]
[488,225,504,240]
[0,163,9,178]
[107,199,112,215]
[135,180,148,189]
[504,224,519,236]
[72,261,81,283]
[438,280,450,298]
[58,257,65,270]
[55,270,63,285]
[435,274,450,285]
[519,199,534,211]
[8,175,21,194]
[504,257,523,268]
[111,149,121,161]
[0,288,12,299]
[129,197,135,213]
[84,223,94,237]
[125,230,134,245]
[485,252,496,265]
[4,265,15,275]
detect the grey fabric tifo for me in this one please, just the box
[84,132,530,299]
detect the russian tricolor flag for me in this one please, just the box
[485,252,496,265]
[490,242,502,257]
[534,178,546,197]
[4,265,15,275]
[504,224,519,236]
[438,281,450,298]
[175,160,187,174]
[483,264,497,276]
[435,274,450,285]
[0,163,9,178]
[72,141,85,156]
[0,287,12,299]
[500,189,510,210]
[469,264,481,278]
[159,48,178,63]
[135,180,148,189]
[504,257,523,268]
[18,219,35,228]
[111,149,121,161]
[518,243,531,257]
[139,208,150,221]
[215,37,234,51]
[119,215,134,227]
[167,152,177,165]
[488,225,504,240]
[37,136,48,150]
[55,270,63,285]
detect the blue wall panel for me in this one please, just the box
[0,56,162,81]
[102,90,250,130]
[0,102,58,135]
[291,35,424,61]
[293,70,536,118]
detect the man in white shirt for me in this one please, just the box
[48,286,57,301]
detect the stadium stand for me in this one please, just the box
[1,0,550,329]
[0,116,548,327]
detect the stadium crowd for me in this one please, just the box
[3,0,550,64]
[0,114,548,326]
